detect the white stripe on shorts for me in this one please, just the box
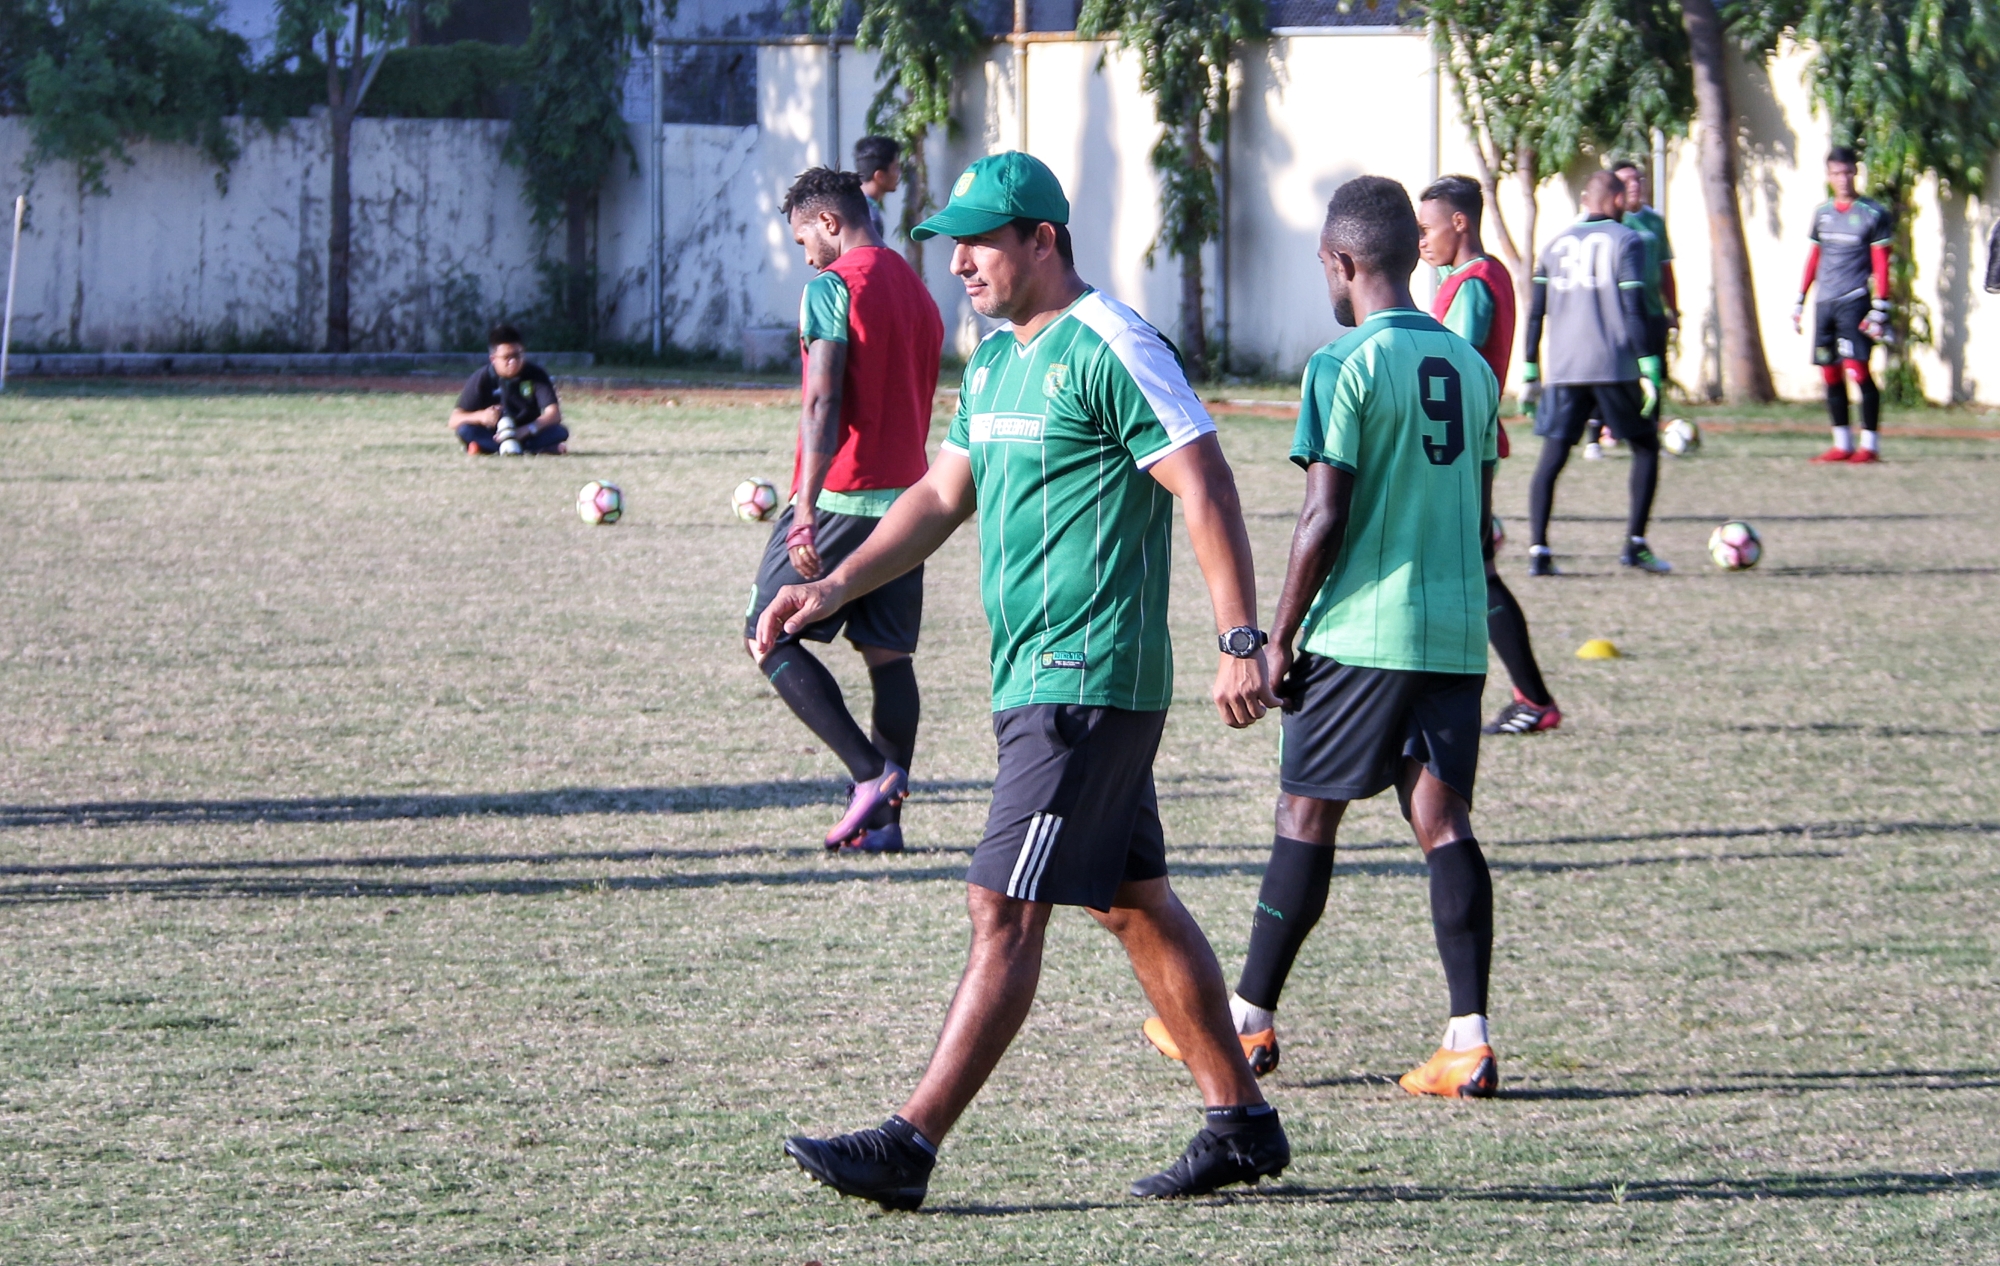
[1006,811,1064,900]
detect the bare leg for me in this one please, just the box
[897,886,1052,1142]
[1091,877,1264,1108]
[1394,758,1475,852]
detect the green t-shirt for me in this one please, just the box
[1622,205,1673,317]
[799,271,850,346]
[1436,266,1496,347]
[1291,309,1500,675]
[942,290,1215,712]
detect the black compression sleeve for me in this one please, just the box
[1620,283,1651,360]
[1523,280,1548,367]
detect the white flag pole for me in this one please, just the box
[0,195,23,392]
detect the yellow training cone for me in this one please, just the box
[1576,638,1621,660]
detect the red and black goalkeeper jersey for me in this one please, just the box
[1809,198,1894,302]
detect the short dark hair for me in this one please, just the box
[1418,174,1482,229]
[1827,145,1858,166]
[1322,175,1419,276]
[1610,157,1644,177]
[854,135,901,178]
[781,166,871,226]
[1584,168,1624,201]
[488,323,523,349]
[1009,217,1075,267]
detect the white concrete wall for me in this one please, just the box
[0,116,543,353]
[5,32,1995,401]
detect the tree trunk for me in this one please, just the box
[327,105,353,353]
[1681,0,1775,402]
[1513,148,1539,338]
[565,188,592,338]
[900,129,928,279]
[1177,117,1209,380]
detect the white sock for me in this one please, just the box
[1230,993,1275,1036]
[1859,429,1880,452]
[1442,1013,1489,1051]
[1832,424,1853,451]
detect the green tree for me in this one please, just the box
[506,0,658,343]
[274,0,446,351]
[808,0,984,278]
[1428,0,1690,328]
[15,0,249,193]
[1794,0,2000,402]
[1078,0,1263,379]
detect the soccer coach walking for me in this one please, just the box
[757,152,1290,1207]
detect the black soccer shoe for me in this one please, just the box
[784,1118,935,1211]
[1130,1116,1291,1199]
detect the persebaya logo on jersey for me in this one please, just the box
[953,170,976,198]
[969,412,1044,444]
[1040,650,1087,670]
[969,366,990,396]
[1042,363,1069,397]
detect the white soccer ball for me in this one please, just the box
[732,477,780,522]
[1708,520,1761,570]
[1662,417,1702,456]
[577,480,623,525]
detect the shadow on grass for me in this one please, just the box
[0,780,1000,830]
[0,848,1841,903]
[1495,1067,2000,1100]
[924,1167,2000,1215]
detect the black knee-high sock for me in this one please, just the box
[1527,438,1571,548]
[1235,836,1336,1012]
[1625,430,1661,541]
[762,642,885,781]
[1826,379,1851,430]
[1426,838,1493,1017]
[1486,575,1552,706]
[1857,371,1881,431]
[866,657,920,771]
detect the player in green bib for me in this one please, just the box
[1146,177,1505,1100]
[757,151,1290,1207]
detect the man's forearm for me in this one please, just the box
[1177,464,1258,633]
[795,340,845,518]
[1271,465,1351,648]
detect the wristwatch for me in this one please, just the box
[1219,626,1268,658]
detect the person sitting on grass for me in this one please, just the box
[450,324,568,455]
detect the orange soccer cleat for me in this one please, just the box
[1810,446,1854,463]
[1398,1044,1500,1098]
[1142,1017,1280,1077]
[1847,448,1880,464]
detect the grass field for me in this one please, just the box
[1,380,1996,1264]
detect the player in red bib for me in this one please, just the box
[1792,146,1895,463]
[1417,176,1561,736]
[744,168,945,852]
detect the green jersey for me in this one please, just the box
[1291,309,1500,675]
[1622,204,1674,317]
[942,290,1215,712]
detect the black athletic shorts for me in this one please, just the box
[964,705,1169,911]
[1644,312,1671,360]
[1814,295,1875,366]
[1278,654,1483,806]
[1536,382,1647,445]
[744,503,923,652]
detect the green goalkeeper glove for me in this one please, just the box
[1638,356,1664,421]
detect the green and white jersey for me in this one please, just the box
[1622,204,1674,317]
[942,290,1215,712]
[1292,309,1500,675]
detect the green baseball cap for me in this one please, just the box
[910,151,1070,242]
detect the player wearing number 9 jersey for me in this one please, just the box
[1145,176,1505,1098]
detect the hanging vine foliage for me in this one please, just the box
[1077,0,1264,377]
